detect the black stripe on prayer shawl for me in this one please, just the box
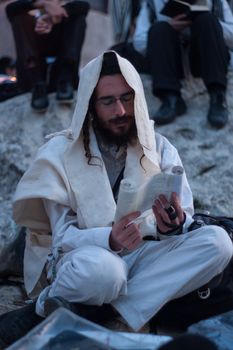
[112,167,125,200]
[212,0,224,21]
[146,0,157,22]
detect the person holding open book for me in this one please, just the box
[1,51,232,347]
[132,0,233,127]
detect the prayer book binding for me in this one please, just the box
[160,0,209,18]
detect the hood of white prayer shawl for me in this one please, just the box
[70,51,158,160]
[13,51,161,233]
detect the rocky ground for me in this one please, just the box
[0,71,233,319]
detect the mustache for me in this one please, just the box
[109,115,134,124]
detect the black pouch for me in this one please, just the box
[189,213,233,241]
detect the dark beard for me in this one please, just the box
[93,114,137,146]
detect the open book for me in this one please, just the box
[160,0,209,18]
[114,166,184,223]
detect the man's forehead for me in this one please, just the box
[95,74,132,97]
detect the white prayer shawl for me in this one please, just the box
[13,51,162,297]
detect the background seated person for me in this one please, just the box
[118,0,233,128]
[6,0,90,112]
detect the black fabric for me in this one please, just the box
[112,166,125,199]
[110,42,149,74]
[212,0,224,20]
[0,82,23,102]
[0,302,43,348]
[100,52,121,77]
[150,279,233,333]
[190,212,233,241]
[147,21,184,95]
[150,214,233,333]
[0,227,25,278]
[71,302,118,326]
[132,0,142,20]
[6,1,89,91]
[189,13,229,88]
[146,12,229,96]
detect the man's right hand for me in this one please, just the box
[110,212,142,251]
[169,14,192,31]
[35,14,53,34]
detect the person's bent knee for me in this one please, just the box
[52,246,128,304]
[202,225,233,265]
[149,21,173,37]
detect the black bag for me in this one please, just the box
[150,213,233,333]
[189,213,233,241]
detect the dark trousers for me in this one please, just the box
[7,1,89,91]
[147,13,229,97]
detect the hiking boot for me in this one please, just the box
[44,296,118,325]
[31,81,49,112]
[207,90,228,128]
[56,80,74,103]
[153,94,187,125]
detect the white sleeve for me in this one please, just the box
[220,0,233,49]
[133,1,151,55]
[43,199,112,252]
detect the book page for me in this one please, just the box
[114,166,183,223]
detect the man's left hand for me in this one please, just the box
[152,192,185,234]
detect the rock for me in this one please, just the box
[0,226,25,277]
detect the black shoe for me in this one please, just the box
[56,80,74,103]
[207,90,228,128]
[31,81,49,112]
[44,296,75,317]
[44,296,117,326]
[0,302,43,348]
[153,94,187,125]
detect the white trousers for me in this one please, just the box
[36,225,233,330]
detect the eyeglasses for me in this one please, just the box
[96,90,134,107]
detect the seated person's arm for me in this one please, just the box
[34,0,90,33]
[43,199,114,253]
